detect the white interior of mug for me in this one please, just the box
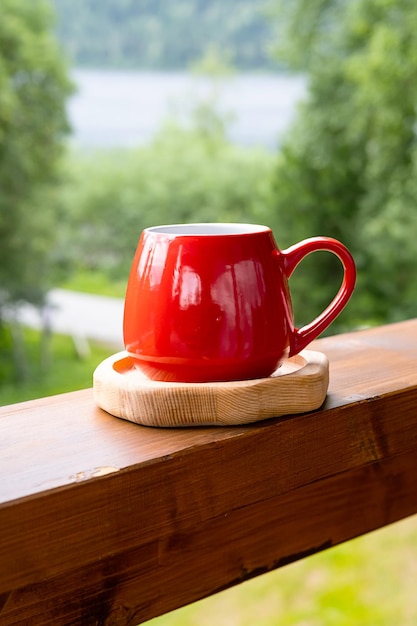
[146,223,270,235]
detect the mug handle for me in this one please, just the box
[279,237,356,356]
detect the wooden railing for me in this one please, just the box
[1,319,417,625]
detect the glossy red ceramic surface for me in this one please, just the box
[123,224,356,382]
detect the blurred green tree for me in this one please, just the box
[52,0,278,71]
[0,0,72,379]
[59,125,274,282]
[55,58,274,297]
[269,0,417,329]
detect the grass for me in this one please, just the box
[0,328,112,406]
[145,514,417,625]
[60,269,127,298]
[1,271,123,407]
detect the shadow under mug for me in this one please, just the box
[123,223,356,382]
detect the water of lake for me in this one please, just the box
[67,69,306,150]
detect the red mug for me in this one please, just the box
[123,223,356,382]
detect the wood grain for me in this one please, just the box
[1,319,417,625]
[93,349,329,426]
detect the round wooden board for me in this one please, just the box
[93,350,329,427]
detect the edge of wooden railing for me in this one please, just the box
[1,319,417,626]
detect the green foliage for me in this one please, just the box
[58,125,275,281]
[0,0,72,384]
[269,0,348,72]
[269,0,417,328]
[0,0,73,307]
[51,0,278,70]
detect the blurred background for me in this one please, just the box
[1,0,417,623]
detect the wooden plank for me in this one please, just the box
[3,450,417,626]
[1,319,417,625]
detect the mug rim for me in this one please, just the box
[144,223,271,236]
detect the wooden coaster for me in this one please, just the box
[93,350,329,428]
